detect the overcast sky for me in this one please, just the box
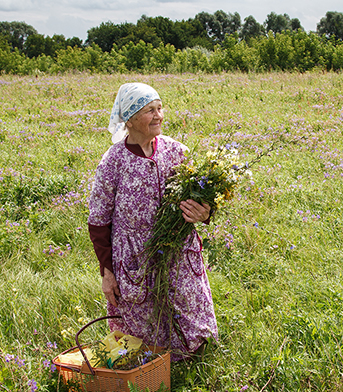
[0,0,342,41]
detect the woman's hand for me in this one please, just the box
[102,267,121,307]
[180,200,211,223]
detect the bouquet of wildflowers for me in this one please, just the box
[144,143,252,345]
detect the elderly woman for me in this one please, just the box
[88,83,217,359]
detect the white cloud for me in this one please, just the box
[0,0,342,40]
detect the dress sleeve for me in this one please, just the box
[88,148,117,276]
[88,223,113,276]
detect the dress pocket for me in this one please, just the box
[183,231,205,277]
[118,257,149,304]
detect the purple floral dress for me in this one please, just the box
[88,135,218,358]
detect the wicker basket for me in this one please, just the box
[53,316,170,392]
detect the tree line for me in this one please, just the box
[0,11,343,74]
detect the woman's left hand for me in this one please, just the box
[180,200,211,223]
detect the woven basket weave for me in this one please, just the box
[53,316,170,392]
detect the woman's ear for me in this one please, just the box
[125,119,132,129]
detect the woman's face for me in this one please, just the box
[126,100,163,141]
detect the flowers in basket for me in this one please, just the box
[57,331,163,371]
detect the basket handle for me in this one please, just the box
[75,315,122,376]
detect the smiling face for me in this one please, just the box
[126,99,163,144]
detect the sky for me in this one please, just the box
[0,0,342,42]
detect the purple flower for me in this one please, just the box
[240,386,248,391]
[157,250,164,254]
[253,222,259,228]
[43,359,50,368]
[198,180,205,189]
[47,341,57,349]
[144,350,153,357]
[118,349,127,356]
[5,354,14,362]
[15,357,25,368]
[50,363,56,372]
[290,244,295,250]
[28,379,38,392]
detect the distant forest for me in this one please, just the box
[1,10,343,74]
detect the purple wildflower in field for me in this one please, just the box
[43,359,50,368]
[157,250,164,254]
[50,363,56,372]
[15,356,25,367]
[118,349,127,356]
[240,386,248,391]
[28,379,38,392]
[144,350,153,357]
[290,245,296,250]
[47,341,57,349]
[253,222,259,228]
[5,354,14,362]
[199,179,206,189]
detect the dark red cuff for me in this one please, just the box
[88,223,113,276]
[202,216,211,225]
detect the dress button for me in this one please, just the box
[150,161,154,167]
[153,196,158,201]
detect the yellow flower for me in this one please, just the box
[214,193,225,208]
[224,188,234,200]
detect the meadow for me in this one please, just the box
[0,71,343,391]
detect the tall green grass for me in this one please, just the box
[1,71,343,391]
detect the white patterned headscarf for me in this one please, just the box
[108,83,161,144]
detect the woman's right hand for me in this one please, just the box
[102,267,121,307]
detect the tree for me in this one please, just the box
[117,23,161,48]
[195,11,241,44]
[23,34,46,58]
[0,34,10,51]
[264,12,303,35]
[0,21,37,52]
[137,15,174,45]
[264,12,291,34]
[291,18,302,31]
[240,16,264,41]
[87,21,130,52]
[317,11,343,40]
[66,36,83,48]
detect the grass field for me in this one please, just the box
[1,71,343,391]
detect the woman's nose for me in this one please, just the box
[154,109,163,119]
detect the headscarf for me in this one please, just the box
[108,83,161,144]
